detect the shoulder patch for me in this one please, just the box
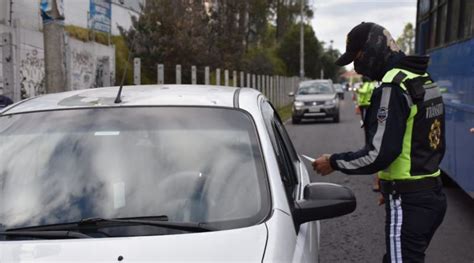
[377,107,388,123]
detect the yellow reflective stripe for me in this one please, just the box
[378,104,417,180]
[382,68,429,91]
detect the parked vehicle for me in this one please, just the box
[0,85,356,262]
[416,0,474,198]
[289,79,340,124]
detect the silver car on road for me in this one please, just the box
[290,80,340,124]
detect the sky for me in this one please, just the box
[310,0,417,60]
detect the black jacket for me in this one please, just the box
[329,56,434,175]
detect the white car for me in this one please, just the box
[0,85,356,262]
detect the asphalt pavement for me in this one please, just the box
[285,92,474,263]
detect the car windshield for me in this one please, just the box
[0,107,270,237]
[297,83,334,95]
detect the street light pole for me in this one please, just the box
[299,0,305,80]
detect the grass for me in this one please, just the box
[277,104,293,122]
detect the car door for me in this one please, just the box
[260,99,319,263]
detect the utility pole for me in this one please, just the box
[43,0,67,93]
[299,0,305,80]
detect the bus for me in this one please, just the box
[416,0,474,198]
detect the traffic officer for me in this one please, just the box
[357,76,375,122]
[312,22,447,263]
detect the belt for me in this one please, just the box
[380,177,442,195]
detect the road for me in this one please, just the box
[285,92,474,263]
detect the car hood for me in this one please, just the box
[0,225,267,262]
[295,94,336,101]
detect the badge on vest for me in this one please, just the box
[377,107,388,123]
[429,119,441,149]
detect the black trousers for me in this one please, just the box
[359,105,369,122]
[382,186,447,263]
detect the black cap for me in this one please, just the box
[335,22,375,66]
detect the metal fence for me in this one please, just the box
[134,59,300,108]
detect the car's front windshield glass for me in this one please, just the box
[0,107,269,238]
[298,83,334,95]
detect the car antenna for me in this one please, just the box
[114,32,138,104]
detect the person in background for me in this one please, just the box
[357,76,375,123]
[312,22,447,263]
[356,76,379,191]
[0,94,13,109]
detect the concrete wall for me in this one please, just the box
[1,0,142,36]
[19,34,45,98]
[111,3,139,35]
[0,46,3,92]
[68,38,115,91]
[0,0,10,26]
[0,23,115,102]
[0,0,42,31]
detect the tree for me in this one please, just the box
[207,0,256,70]
[271,0,313,40]
[277,24,323,79]
[396,23,415,55]
[121,0,211,84]
[120,0,336,83]
[318,46,344,82]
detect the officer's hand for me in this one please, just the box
[312,154,334,176]
[470,128,474,133]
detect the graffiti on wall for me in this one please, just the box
[19,47,45,99]
[71,49,95,90]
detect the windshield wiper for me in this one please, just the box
[5,216,216,234]
[77,217,216,233]
[0,230,91,239]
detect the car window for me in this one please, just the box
[298,82,334,95]
[261,100,298,200]
[0,107,271,236]
[272,111,299,164]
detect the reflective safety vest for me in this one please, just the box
[378,68,445,181]
[357,81,375,106]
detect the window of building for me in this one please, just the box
[429,11,438,48]
[436,2,448,45]
[419,0,431,18]
[447,0,461,42]
[461,0,474,38]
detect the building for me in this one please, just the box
[0,0,143,35]
[0,0,143,101]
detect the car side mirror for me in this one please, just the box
[288,92,295,97]
[294,183,356,224]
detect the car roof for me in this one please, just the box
[1,85,262,115]
[299,79,332,86]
